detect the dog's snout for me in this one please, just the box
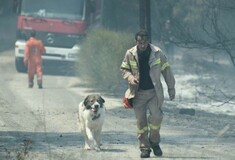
[94,104,99,108]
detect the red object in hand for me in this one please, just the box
[123,97,133,109]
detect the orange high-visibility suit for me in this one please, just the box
[24,37,45,88]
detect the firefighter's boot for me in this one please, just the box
[140,148,151,158]
[37,79,43,89]
[28,81,33,88]
[150,142,163,157]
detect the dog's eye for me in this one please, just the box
[86,105,92,109]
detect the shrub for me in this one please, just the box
[77,28,133,92]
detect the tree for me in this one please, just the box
[171,0,235,66]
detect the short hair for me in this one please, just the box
[30,30,36,37]
[135,30,148,41]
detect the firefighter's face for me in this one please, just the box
[136,36,148,51]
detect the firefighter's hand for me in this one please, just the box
[129,77,139,86]
[168,88,175,100]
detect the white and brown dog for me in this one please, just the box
[78,94,105,151]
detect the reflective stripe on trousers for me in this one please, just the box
[133,89,163,148]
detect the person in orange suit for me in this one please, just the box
[24,30,46,89]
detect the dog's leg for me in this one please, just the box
[82,131,90,150]
[86,127,94,141]
[82,125,93,150]
[84,133,92,150]
[79,121,91,150]
[85,127,96,149]
[93,128,102,151]
[96,131,101,148]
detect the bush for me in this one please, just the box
[77,28,133,92]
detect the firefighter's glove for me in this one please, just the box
[128,76,139,86]
[168,88,175,100]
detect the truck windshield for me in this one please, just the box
[20,0,85,20]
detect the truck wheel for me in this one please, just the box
[15,58,27,73]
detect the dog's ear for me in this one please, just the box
[83,95,90,106]
[99,96,105,103]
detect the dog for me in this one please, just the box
[78,94,105,151]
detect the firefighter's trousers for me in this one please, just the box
[133,89,163,149]
[27,60,43,87]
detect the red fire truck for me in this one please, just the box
[15,0,101,73]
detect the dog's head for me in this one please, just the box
[83,94,105,113]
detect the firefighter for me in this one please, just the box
[24,30,45,89]
[120,30,175,158]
